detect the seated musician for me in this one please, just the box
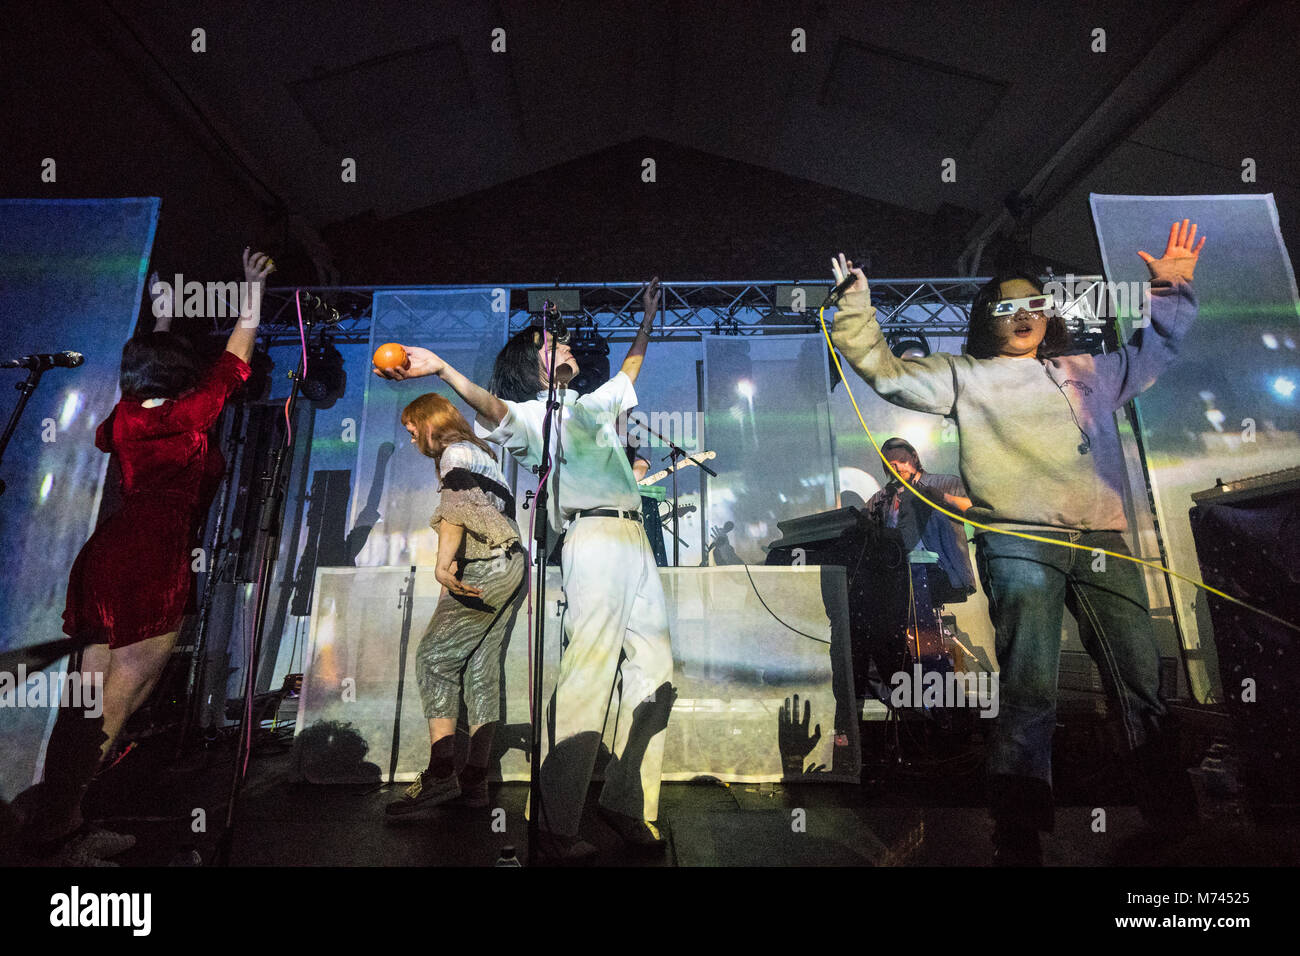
[865,437,975,603]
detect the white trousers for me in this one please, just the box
[534,514,674,836]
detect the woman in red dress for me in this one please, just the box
[26,248,274,865]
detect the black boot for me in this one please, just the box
[988,774,1053,867]
[1131,716,1198,836]
[992,820,1043,867]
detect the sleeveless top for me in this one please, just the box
[430,440,520,559]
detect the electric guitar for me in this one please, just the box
[639,451,717,487]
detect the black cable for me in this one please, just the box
[1044,363,1092,455]
[739,562,830,645]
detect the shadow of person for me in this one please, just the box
[290,720,382,785]
[491,722,532,765]
[597,681,677,820]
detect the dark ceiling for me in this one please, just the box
[6,0,1298,284]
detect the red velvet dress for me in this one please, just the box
[63,351,251,648]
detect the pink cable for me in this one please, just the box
[524,461,551,720]
[242,586,255,775]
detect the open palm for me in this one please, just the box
[1138,219,1206,283]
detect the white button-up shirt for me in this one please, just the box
[484,371,643,535]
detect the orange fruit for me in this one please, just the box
[373,342,408,370]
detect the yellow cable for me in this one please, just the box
[817,305,1300,635]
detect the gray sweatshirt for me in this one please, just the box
[830,279,1198,534]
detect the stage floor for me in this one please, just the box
[9,709,1299,867]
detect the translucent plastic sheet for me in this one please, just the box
[293,565,859,784]
[351,289,505,567]
[701,334,839,562]
[1091,194,1300,702]
[0,198,159,802]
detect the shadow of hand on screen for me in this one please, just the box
[778,695,826,777]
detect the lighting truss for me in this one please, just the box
[244,276,1104,346]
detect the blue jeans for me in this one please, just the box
[975,529,1167,829]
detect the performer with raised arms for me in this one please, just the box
[829,221,1205,865]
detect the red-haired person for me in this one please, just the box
[384,393,526,815]
[26,249,273,865]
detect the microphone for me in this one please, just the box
[823,266,866,308]
[531,302,581,343]
[3,351,85,370]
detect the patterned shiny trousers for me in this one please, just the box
[415,547,526,725]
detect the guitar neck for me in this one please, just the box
[639,452,715,487]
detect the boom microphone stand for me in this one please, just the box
[638,419,717,567]
[0,357,81,497]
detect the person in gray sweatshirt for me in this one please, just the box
[830,219,1206,865]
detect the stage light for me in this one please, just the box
[300,337,346,406]
[888,332,930,360]
[565,325,612,395]
[1262,333,1279,349]
[1273,376,1296,398]
[736,379,755,400]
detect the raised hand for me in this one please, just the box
[242,247,275,284]
[641,275,661,320]
[373,345,445,381]
[148,270,174,330]
[1138,219,1206,284]
[831,253,870,300]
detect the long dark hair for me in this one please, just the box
[965,272,1072,360]
[119,332,204,400]
[489,327,545,402]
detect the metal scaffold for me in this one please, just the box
[248,276,1106,347]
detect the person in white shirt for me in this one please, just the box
[374,279,673,861]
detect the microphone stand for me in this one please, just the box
[639,420,717,567]
[174,403,244,759]
[214,320,309,866]
[0,364,52,497]
[526,311,565,865]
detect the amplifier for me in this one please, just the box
[1189,474,1300,811]
[1190,465,1300,507]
